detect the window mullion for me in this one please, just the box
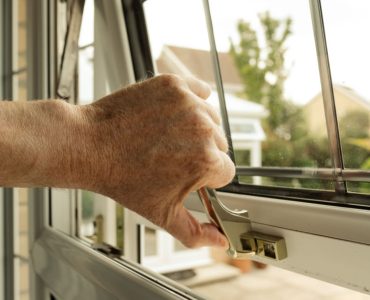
[309,0,347,197]
[202,0,237,177]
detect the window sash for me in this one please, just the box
[126,0,370,205]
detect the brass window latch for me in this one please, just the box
[197,187,287,261]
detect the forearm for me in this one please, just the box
[0,100,92,188]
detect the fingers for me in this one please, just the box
[201,101,222,125]
[206,151,235,188]
[167,206,228,248]
[184,76,211,100]
[201,113,228,152]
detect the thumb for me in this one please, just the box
[166,206,228,249]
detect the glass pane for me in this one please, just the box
[321,0,370,194]
[75,0,124,250]
[138,1,370,298]
[79,191,123,248]
[209,0,333,190]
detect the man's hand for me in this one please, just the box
[0,74,235,248]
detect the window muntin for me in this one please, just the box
[321,0,370,195]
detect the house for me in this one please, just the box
[156,45,243,94]
[304,85,370,136]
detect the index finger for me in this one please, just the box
[185,76,211,100]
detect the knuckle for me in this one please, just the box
[192,112,214,139]
[156,74,191,103]
[196,148,219,172]
[156,73,184,90]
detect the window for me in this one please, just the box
[125,0,370,297]
[20,0,370,299]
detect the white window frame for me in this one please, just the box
[24,0,370,300]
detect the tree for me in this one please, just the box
[229,13,332,189]
[230,12,293,129]
[339,111,370,169]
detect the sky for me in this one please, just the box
[143,0,370,105]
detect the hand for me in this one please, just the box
[82,75,235,248]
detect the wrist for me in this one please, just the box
[33,100,95,190]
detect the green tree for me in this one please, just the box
[340,111,369,169]
[229,12,333,189]
[230,12,293,129]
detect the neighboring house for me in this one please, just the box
[156,45,268,165]
[156,45,243,94]
[304,85,370,136]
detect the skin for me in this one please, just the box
[0,74,235,248]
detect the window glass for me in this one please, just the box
[321,0,370,194]
[208,0,333,190]
[138,1,368,299]
[143,0,219,275]
[75,0,124,251]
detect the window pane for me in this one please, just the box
[79,191,123,249]
[209,0,333,190]
[321,0,370,194]
[74,0,124,250]
[134,1,370,298]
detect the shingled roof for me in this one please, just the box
[156,45,243,91]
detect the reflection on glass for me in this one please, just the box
[321,0,370,194]
[239,176,335,190]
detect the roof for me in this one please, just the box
[156,45,242,86]
[207,91,268,119]
[334,85,370,110]
[306,84,370,111]
[207,91,267,142]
